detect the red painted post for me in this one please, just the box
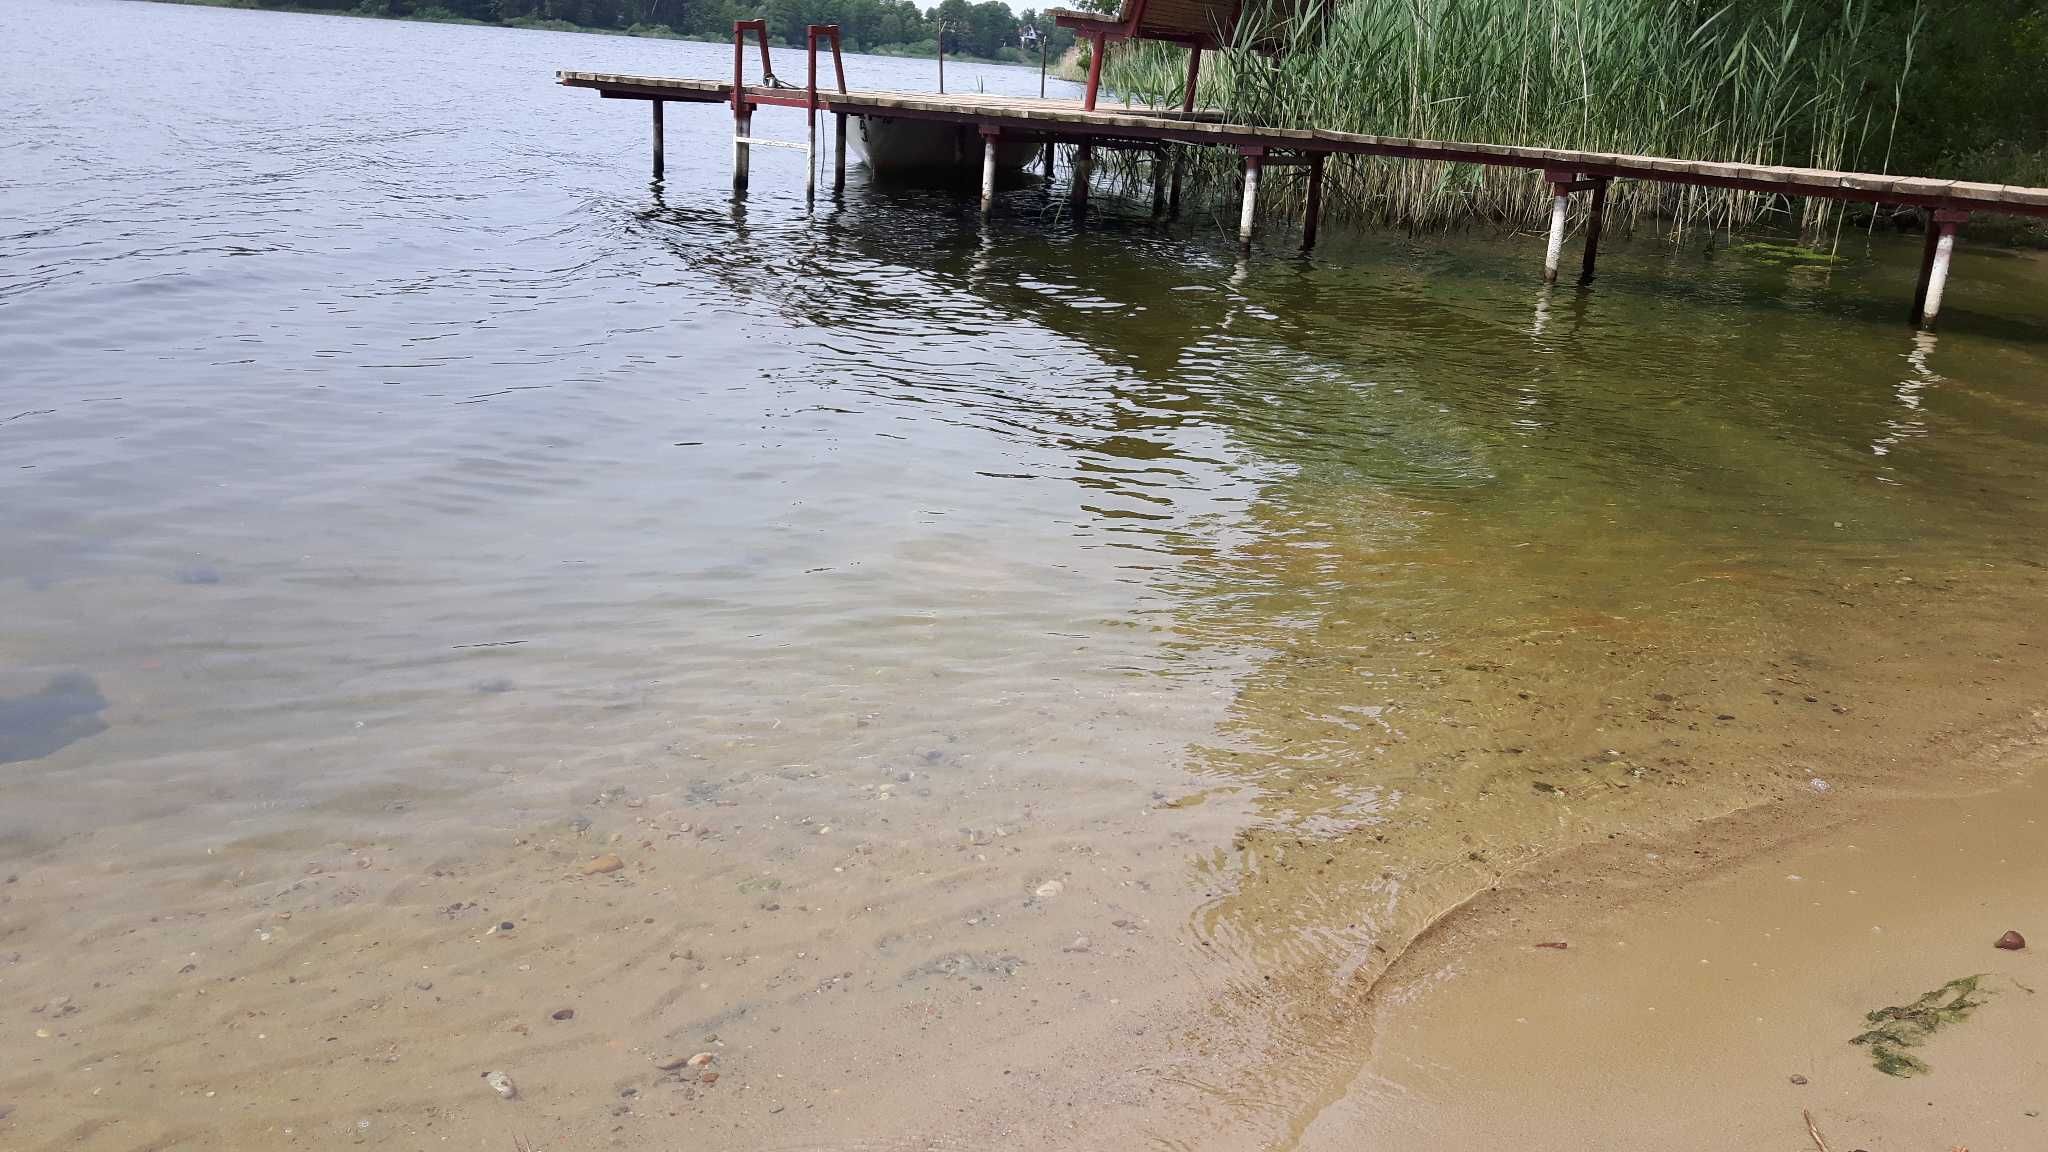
[731,21,751,190]
[810,24,847,195]
[805,28,819,201]
[1083,32,1105,111]
[732,21,744,97]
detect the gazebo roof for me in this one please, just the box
[1050,0,1305,51]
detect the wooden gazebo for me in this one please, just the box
[1050,0,1313,112]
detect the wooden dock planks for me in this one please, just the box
[558,70,2048,218]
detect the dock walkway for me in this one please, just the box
[560,49,2048,328]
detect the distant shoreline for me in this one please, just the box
[144,0,1044,67]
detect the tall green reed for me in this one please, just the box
[1095,0,1921,237]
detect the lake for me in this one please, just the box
[4,1,2047,1148]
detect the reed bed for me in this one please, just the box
[1096,0,1925,238]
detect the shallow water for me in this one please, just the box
[4,1,2048,1147]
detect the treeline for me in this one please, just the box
[306,0,1082,59]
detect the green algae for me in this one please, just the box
[1850,975,1989,1076]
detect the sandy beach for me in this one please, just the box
[1343,735,2047,1151]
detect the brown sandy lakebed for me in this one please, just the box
[6,548,2047,1152]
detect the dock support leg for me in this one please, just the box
[1083,32,1106,111]
[980,129,998,218]
[1302,153,1325,252]
[1168,47,1199,220]
[1071,141,1092,214]
[1043,141,1055,178]
[834,113,847,194]
[651,100,664,180]
[1151,150,1168,216]
[1542,189,1568,283]
[1238,149,1263,251]
[733,104,752,191]
[1578,176,1608,284]
[1914,208,1967,328]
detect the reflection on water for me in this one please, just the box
[4,0,2048,1148]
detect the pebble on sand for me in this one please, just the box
[484,1071,517,1100]
[1996,930,2027,951]
[1034,880,1063,899]
[580,854,625,875]
[686,1052,716,1068]
[1788,1075,1809,1086]
[550,1008,575,1021]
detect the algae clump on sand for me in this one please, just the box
[1850,975,1989,1076]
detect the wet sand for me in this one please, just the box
[1338,731,2048,1152]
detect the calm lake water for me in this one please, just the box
[5,1,2048,1148]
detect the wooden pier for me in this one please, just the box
[559,20,2048,329]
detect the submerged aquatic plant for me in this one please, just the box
[1094,0,1924,239]
[1849,974,1988,1076]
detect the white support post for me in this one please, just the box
[980,132,998,218]
[733,106,752,190]
[805,111,817,201]
[1921,224,1956,326]
[1238,151,1262,249]
[1542,191,1568,283]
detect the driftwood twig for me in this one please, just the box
[1803,1109,1832,1152]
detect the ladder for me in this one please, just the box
[730,21,848,200]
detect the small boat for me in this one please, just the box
[855,115,1042,176]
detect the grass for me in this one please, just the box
[1098,0,1927,239]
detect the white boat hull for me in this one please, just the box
[854,115,1041,175]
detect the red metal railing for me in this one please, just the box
[732,18,773,100]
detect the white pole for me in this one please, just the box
[1239,155,1261,249]
[980,136,997,217]
[1920,226,1956,326]
[1543,192,1568,283]
[733,107,752,190]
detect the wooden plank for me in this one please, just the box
[557,71,2048,218]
